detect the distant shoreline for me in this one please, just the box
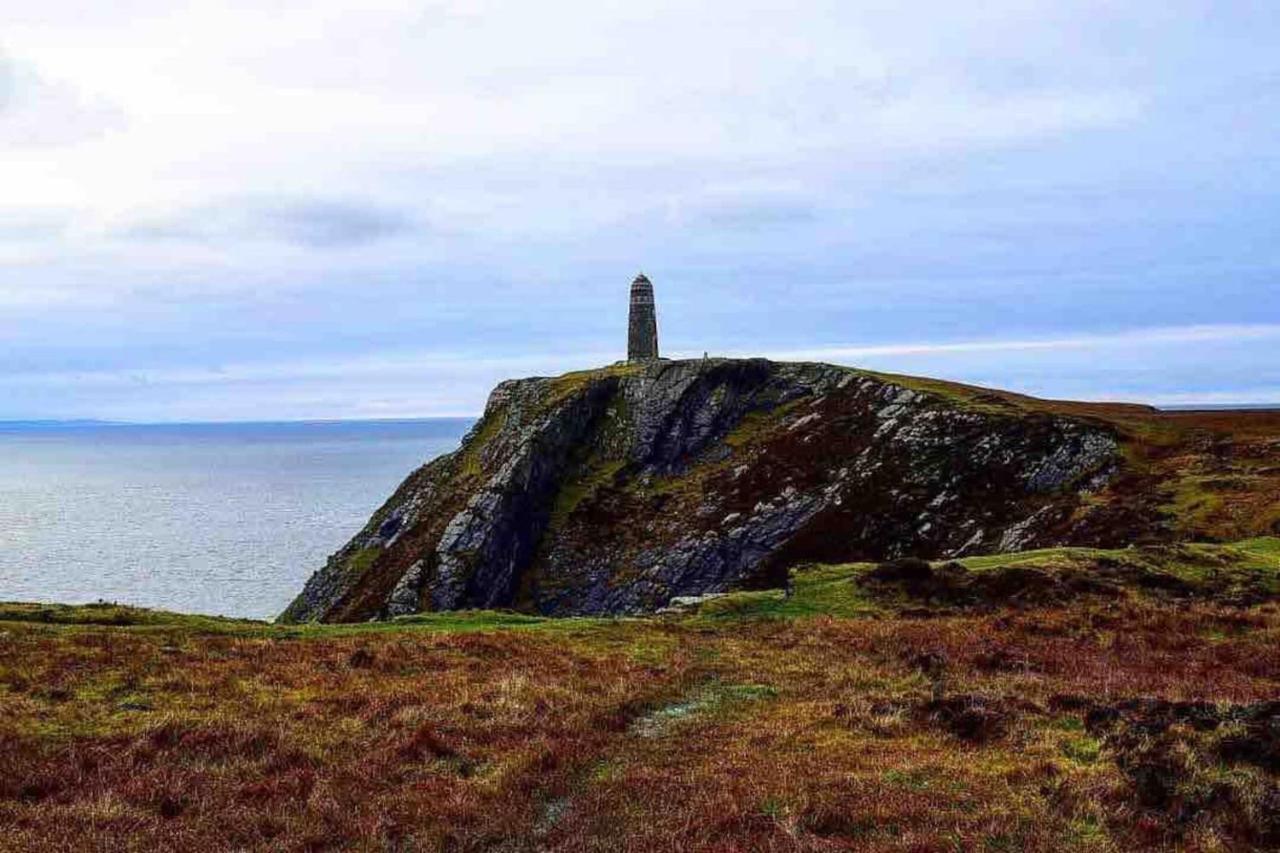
[6,406,1280,428]
[0,416,478,431]
[1157,404,1280,413]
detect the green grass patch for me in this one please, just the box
[457,408,507,478]
[0,601,263,632]
[956,548,1106,572]
[957,540,1280,587]
[689,564,880,622]
[0,602,622,641]
[723,398,807,449]
[883,768,934,791]
[541,362,644,411]
[1060,734,1103,765]
[1163,476,1228,531]
[1065,816,1108,845]
[547,459,626,529]
[345,545,383,577]
[1237,537,1280,559]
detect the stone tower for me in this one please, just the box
[627,273,659,361]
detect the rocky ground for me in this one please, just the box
[4,538,1280,851]
[280,359,1280,624]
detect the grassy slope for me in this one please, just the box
[867,369,1280,542]
[3,541,1280,851]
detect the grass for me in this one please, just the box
[4,541,1280,850]
[344,545,383,578]
[0,601,264,632]
[546,459,626,531]
[1237,536,1280,558]
[1164,475,1229,531]
[722,396,808,448]
[684,538,1280,622]
[456,408,507,479]
[692,562,882,621]
[857,368,1024,416]
[953,539,1280,587]
[541,361,643,412]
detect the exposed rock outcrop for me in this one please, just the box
[281,359,1128,622]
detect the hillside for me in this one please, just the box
[4,539,1280,850]
[282,359,1280,623]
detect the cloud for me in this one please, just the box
[0,2,1155,227]
[121,197,416,249]
[0,2,1276,419]
[0,208,67,242]
[3,324,1277,422]
[673,195,819,232]
[756,324,1280,363]
[0,51,124,148]
[264,200,416,248]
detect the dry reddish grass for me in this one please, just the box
[2,593,1279,851]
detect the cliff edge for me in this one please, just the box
[281,358,1177,622]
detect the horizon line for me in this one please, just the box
[7,400,1280,428]
[0,415,480,428]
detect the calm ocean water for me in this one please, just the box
[0,419,472,620]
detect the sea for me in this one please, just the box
[0,419,473,620]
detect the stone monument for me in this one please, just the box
[627,273,659,361]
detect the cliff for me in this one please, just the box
[279,357,1233,623]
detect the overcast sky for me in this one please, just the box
[2,1,1277,420]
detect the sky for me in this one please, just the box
[1,0,1277,421]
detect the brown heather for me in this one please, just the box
[3,541,1280,851]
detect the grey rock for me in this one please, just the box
[280,358,1126,623]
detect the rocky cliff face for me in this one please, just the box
[281,359,1127,622]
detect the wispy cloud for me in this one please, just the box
[0,208,67,242]
[120,197,416,249]
[753,324,1280,363]
[0,51,125,148]
[264,201,416,248]
[2,325,1277,421]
